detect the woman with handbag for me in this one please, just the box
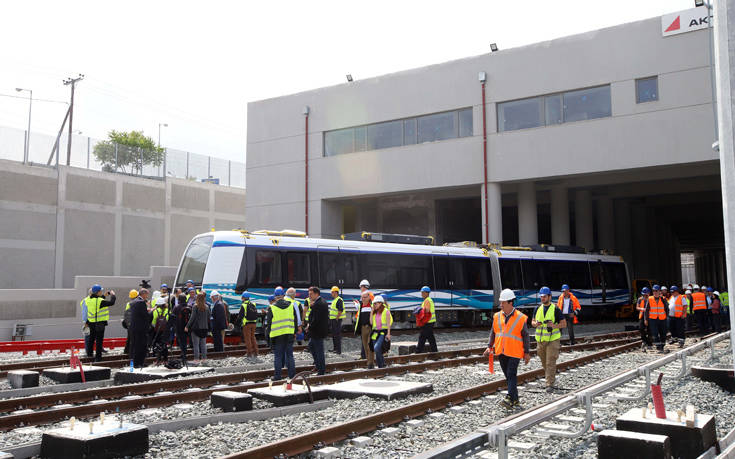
[184,292,211,363]
[370,296,392,368]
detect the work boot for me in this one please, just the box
[545,386,555,393]
[500,395,512,408]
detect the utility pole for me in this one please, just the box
[63,74,84,166]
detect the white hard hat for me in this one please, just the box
[714,291,720,296]
[152,290,161,300]
[661,286,668,291]
[156,297,168,306]
[373,295,385,303]
[498,288,516,302]
[685,289,692,294]
[210,290,221,297]
[693,284,700,290]
[359,279,370,288]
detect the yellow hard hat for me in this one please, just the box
[331,286,340,293]
[129,289,139,299]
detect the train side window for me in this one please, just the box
[362,253,400,289]
[285,252,312,286]
[467,258,493,290]
[399,254,432,288]
[569,261,592,290]
[521,259,542,291]
[255,250,282,286]
[603,262,628,289]
[433,256,450,289]
[341,252,360,287]
[449,258,468,290]
[499,259,523,290]
[318,252,338,286]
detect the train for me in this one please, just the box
[173,230,632,329]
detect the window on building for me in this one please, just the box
[459,108,473,137]
[354,126,367,152]
[404,119,417,144]
[545,94,563,125]
[324,128,354,157]
[563,85,612,123]
[636,76,658,103]
[497,97,543,132]
[367,120,403,150]
[418,111,458,143]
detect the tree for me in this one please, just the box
[93,130,164,174]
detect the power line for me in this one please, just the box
[0,93,68,105]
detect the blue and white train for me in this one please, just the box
[174,230,632,327]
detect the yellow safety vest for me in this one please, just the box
[330,297,345,320]
[371,308,393,340]
[241,301,257,325]
[151,307,170,326]
[534,304,561,342]
[424,297,436,324]
[304,298,311,322]
[84,297,108,323]
[269,304,295,338]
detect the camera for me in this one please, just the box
[139,279,152,289]
[546,320,553,333]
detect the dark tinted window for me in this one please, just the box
[433,256,449,289]
[341,252,360,287]
[319,252,339,286]
[603,262,628,289]
[176,235,213,286]
[636,76,658,103]
[499,259,523,290]
[449,258,468,290]
[467,258,493,290]
[521,259,542,291]
[538,261,590,290]
[285,252,312,286]
[363,253,400,289]
[399,255,433,288]
[256,250,282,286]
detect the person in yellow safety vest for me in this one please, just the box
[123,289,138,355]
[416,286,438,353]
[685,287,694,332]
[484,288,531,408]
[267,286,301,380]
[238,292,258,359]
[531,286,566,393]
[184,280,201,301]
[82,284,116,362]
[645,285,668,352]
[329,286,345,355]
[285,288,305,345]
[691,285,709,337]
[151,297,171,363]
[667,286,687,348]
[370,295,393,368]
[636,287,652,349]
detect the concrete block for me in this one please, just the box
[42,366,111,384]
[691,366,735,393]
[248,385,329,407]
[470,400,482,405]
[616,408,716,459]
[211,391,253,412]
[113,366,214,384]
[381,427,400,437]
[449,405,466,413]
[316,446,340,458]
[394,342,417,355]
[326,378,433,401]
[172,403,194,410]
[40,420,148,459]
[8,370,39,389]
[429,412,445,418]
[508,440,536,450]
[351,436,372,447]
[598,430,670,459]
[406,419,424,427]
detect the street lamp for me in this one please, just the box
[695,0,704,7]
[15,88,32,164]
[346,74,353,82]
[490,43,499,52]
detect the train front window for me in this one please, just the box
[176,235,213,287]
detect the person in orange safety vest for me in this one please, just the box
[556,284,581,345]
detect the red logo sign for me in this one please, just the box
[665,16,681,32]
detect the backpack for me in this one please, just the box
[154,310,169,334]
[246,302,258,321]
[165,359,183,370]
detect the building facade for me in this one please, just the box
[246,7,726,286]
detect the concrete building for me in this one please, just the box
[246,7,729,288]
[0,159,247,289]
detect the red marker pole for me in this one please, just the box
[488,351,494,374]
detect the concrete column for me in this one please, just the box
[517,182,538,246]
[574,190,593,251]
[550,187,570,246]
[631,204,648,279]
[482,183,503,245]
[614,199,633,266]
[597,196,615,252]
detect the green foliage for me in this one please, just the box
[93,130,164,174]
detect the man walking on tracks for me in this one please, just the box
[532,286,566,393]
[484,289,530,408]
[416,286,438,354]
[557,284,580,345]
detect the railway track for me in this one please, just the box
[0,335,638,430]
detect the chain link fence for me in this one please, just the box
[0,125,245,188]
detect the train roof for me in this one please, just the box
[194,231,624,263]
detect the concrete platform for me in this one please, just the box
[211,391,253,412]
[598,429,671,459]
[8,370,39,389]
[691,366,735,393]
[326,378,433,400]
[113,366,214,384]
[616,408,716,459]
[40,417,148,459]
[42,366,111,384]
[248,385,329,407]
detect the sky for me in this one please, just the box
[0,0,694,165]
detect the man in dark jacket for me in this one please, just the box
[211,291,228,352]
[306,287,329,375]
[129,289,151,368]
[171,292,191,360]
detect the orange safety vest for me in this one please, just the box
[556,294,581,324]
[648,296,666,320]
[691,292,707,311]
[637,297,647,320]
[672,295,686,318]
[492,309,527,359]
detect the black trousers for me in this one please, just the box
[695,309,709,336]
[330,319,342,354]
[564,314,576,344]
[88,322,106,361]
[176,329,189,359]
[416,323,438,353]
[639,317,651,346]
[131,332,148,368]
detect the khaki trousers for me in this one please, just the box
[536,339,561,387]
[243,323,258,357]
[360,324,374,367]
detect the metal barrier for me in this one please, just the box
[0,338,127,355]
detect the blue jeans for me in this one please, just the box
[373,333,387,368]
[272,334,295,380]
[308,337,326,375]
[499,354,520,401]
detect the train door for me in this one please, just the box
[591,259,608,304]
[432,252,466,307]
[317,244,360,316]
